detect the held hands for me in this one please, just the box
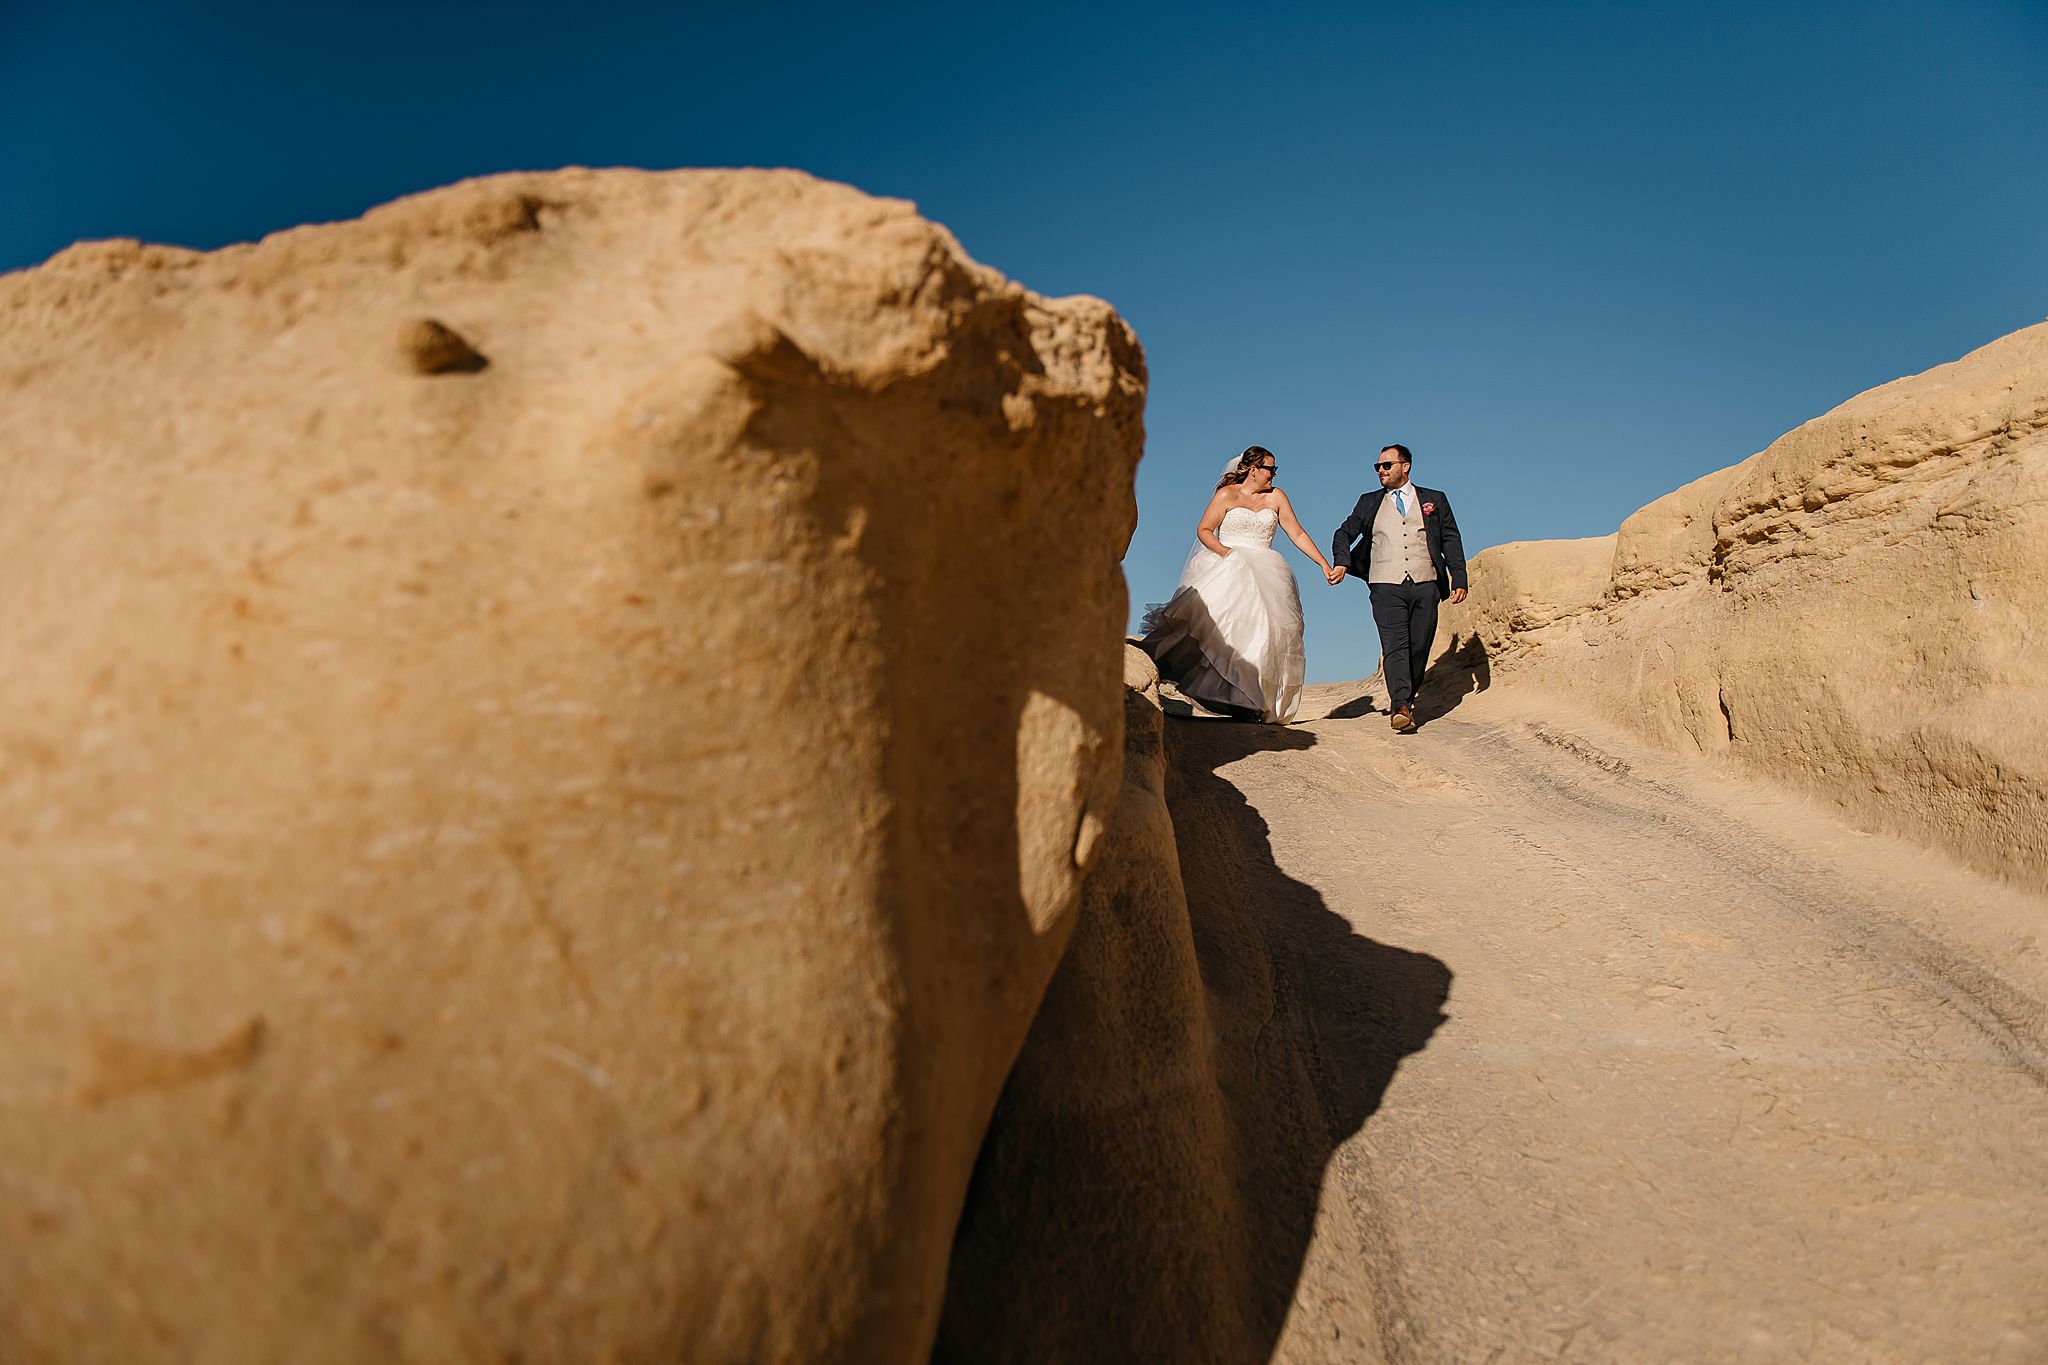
[1324,564,1346,585]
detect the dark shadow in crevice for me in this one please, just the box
[1417,630,1491,724]
[936,701,1452,1363]
[1165,719,1453,1358]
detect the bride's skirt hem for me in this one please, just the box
[1137,544,1304,724]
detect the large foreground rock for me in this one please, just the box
[0,170,1144,1363]
[1430,322,2048,889]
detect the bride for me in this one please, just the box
[1139,446,1342,723]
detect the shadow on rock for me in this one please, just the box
[1417,631,1491,724]
[1320,631,1491,727]
[1325,689,1380,720]
[936,666,1452,1363]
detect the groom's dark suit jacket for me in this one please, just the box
[1331,485,1469,601]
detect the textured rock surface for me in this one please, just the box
[0,169,1143,1364]
[1091,675,2048,1361]
[1432,322,2048,888]
[936,648,1448,1363]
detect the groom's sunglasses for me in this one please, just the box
[1374,461,1399,471]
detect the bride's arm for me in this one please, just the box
[1273,491,1340,579]
[1196,492,1234,557]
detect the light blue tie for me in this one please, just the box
[1393,489,1408,517]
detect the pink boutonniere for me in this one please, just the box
[1421,501,1438,516]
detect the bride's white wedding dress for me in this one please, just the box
[1138,505,1306,723]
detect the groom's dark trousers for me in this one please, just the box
[1370,580,1438,713]
[1333,482,1468,715]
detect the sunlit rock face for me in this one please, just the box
[0,168,1145,1364]
[1434,322,2048,889]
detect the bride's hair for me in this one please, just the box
[1216,445,1274,490]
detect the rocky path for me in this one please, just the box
[1164,681,2048,1364]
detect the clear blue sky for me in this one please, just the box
[6,1,2044,680]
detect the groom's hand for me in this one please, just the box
[1450,587,1467,604]
[1325,565,1346,585]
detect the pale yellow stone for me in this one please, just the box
[1435,322,2048,888]
[0,168,1146,1364]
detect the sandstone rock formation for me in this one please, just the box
[1430,322,2048,889]
[937,648,1450,1362]
[0,169,1144,1364]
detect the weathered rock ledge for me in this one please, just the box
[1431,322,2048,889]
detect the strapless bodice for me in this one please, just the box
[1218,506,1279,547]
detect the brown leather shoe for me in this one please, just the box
[1390,706,1416,733]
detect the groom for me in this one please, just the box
[1330,444,1468,732]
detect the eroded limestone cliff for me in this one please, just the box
[1432,322,2048,889]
